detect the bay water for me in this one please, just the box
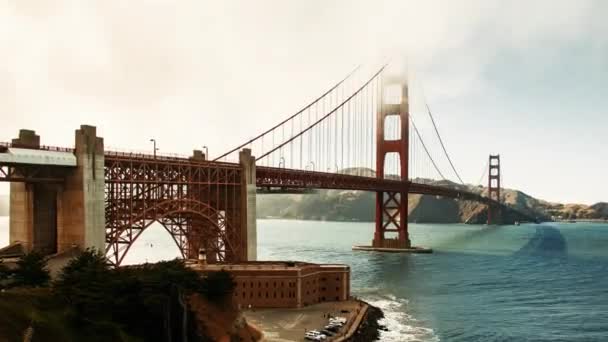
[1,217,607,341]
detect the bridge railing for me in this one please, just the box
[0,141,75,153]
[105,147,189,160]
[104,148,242,168]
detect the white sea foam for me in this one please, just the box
[363,294,439,342]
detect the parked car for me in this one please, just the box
[309,330,327,339]
[325,324,340,332]
[305,331,327,341]
[330,317,347,324]
[321,329,335,336]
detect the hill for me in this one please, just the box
[256,169,606,224]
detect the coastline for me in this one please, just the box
[342,302,386,342]
[243,299,387,341]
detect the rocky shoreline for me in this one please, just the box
[346,303,387,341]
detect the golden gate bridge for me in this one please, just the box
[0,64,533,266]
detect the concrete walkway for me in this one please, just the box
[332,303,368,342]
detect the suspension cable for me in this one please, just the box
[477,159,489,186]
[257,65,387,161]
[410,115,446,180]
[424,102,465,184]
[214,65,361,161]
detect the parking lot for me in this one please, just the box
[243,300,364,341]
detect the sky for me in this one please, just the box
[0,0,606,204]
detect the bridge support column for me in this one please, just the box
[8,126,104,255]
[240,148,257,261]
[372,75,411,249]
[57,125,105,252]
[10,130,59,254]
[487,155,501,225]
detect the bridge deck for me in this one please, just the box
[0,148,76,166]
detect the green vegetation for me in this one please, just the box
[0,251,50,289]
[0,249,236,342]
[13,252,50,287]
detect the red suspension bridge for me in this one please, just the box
[0,65,533,265]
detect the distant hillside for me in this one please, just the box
[546,202,608,220]
[256,168,607,224]
[0,195,7,216]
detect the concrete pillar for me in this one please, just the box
[9,183,34,251]
[11,129,40,148]
[190,149,206,161]
[9,130,40,252]
[239,149,257,261]
[32,184,58,254]
[57,125,105,252]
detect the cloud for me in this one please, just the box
[0,0,605,202]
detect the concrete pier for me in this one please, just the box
[239,149,257,261]
[352,245,433,253]
[8,125,105,254]
[57,125,105,252]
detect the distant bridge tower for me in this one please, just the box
[373,74,411,249]
[487,154,501,225]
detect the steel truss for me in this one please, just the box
[0,163,67,183]
[104,154,244,266]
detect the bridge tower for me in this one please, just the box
[8,126,105,255]
[373,75,411,249]
[487,154,501,225]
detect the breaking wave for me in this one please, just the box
[361,292,438,342]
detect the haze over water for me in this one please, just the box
[2,218,607,341]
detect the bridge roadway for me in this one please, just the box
[0,144,501,207]
[256,165,491,203]
[0,131,535,266]
[0,144,492,204]
[103,153,533,224]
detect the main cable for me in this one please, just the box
[410,115,446,180]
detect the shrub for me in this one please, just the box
[12,251,50,287]
[53,249,116,321]
[200,270,236,302]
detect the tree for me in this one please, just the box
[0,261,10,279]
[12,251,50,287]
[200,270,236,302]
[0,261,13,289]
[53,249,116,320]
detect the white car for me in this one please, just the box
[329,317,347,324]
[305,331,327,340]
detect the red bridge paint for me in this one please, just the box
[0,67,529,265]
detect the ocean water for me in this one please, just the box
[255,220,608,342]
[1,217,607,341]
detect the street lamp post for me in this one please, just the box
[202,146,208,160]
[279,157,285,168]
[150,139,158,159]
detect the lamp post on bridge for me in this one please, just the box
[279,156,285,168]
[150,139,159,159]
[202,146,208,160]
